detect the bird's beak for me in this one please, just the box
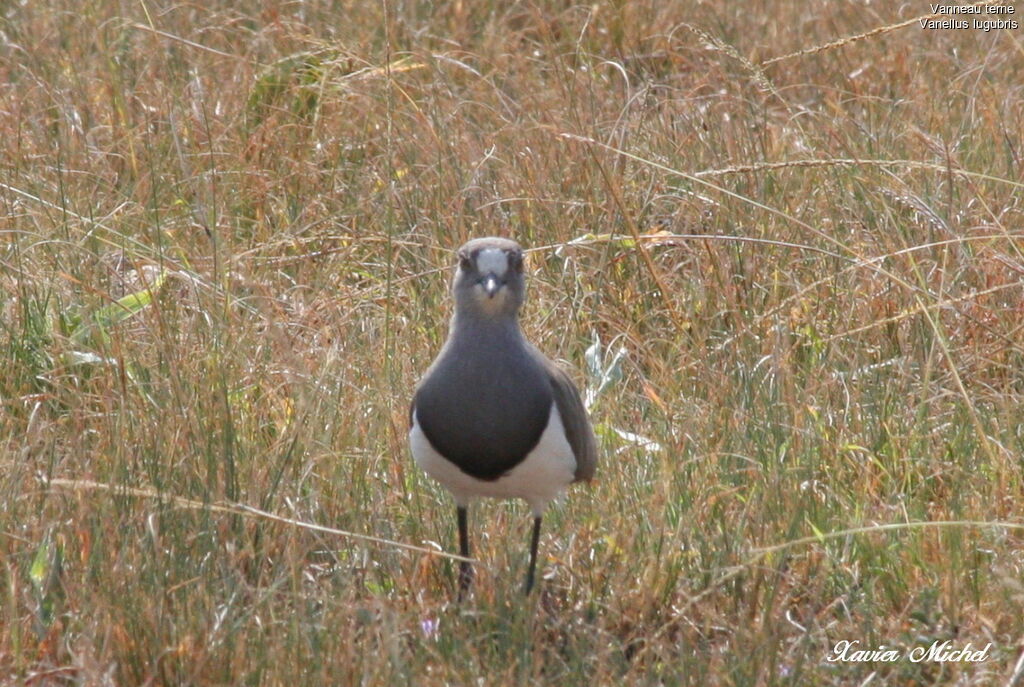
[482,274,502,298]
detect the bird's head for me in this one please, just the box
[452,237,526,319]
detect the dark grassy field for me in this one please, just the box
[2,0,1023,684]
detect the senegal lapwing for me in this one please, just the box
[410,237,597,598]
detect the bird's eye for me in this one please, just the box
[510,251,524,272]
[458,253,473,271]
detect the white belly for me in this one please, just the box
[409,404,576,516]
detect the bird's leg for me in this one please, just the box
[457,505,473,600]
[524,515,543,595]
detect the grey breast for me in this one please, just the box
[413,338,555,481]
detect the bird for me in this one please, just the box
[409,237,598,598]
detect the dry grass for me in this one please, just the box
[2,1,1024,684]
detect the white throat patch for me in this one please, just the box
[475,249,509,276]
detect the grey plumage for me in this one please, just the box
[547,360,597,482]
[413,333,554,481]
[409,236,597,596]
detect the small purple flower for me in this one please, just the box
[420,617,440,639]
